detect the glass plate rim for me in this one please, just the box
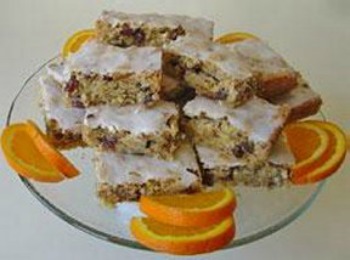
[6,56,326,251]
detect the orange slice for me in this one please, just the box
[26,120,79,178]
[284,120,347,184]
[1,123,64,182]
[62,29,95,57]
[215,32,258,44]
[130,217,235,255]
[140,188,236,228]
[284,121,330,166]
[292,121,347,184]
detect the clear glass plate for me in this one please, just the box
[6,58,325,251]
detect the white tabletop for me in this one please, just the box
[1,0,349,259]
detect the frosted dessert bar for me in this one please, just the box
[51,40,162,107]
[163,37,255,107]
[95,142,201,205]
[226,38,298,98]
[196,137,294,188]
[269,78,322,122]
[83,101,180,160]
[40,75,85,149]
[183,96,290,161]
[95,11,214,47]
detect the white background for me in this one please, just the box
[0,0,349,259]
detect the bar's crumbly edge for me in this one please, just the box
[97,177,201,207]
[45,118,86,150]
[201,161,291,188]
[82,113,181,160]
[64,71,161,107]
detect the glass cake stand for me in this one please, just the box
[6,57,325,251]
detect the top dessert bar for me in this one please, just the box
[48,40,162,107]
[163,37,255,107]
[226,38,299,98]
[95,11,214,47]
[40,75,85,149]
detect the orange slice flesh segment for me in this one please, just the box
[62,29,95,58]
[130,217,235,255]
[1,123,64,182]
[140,188,236,228]
[292,121,347,184]
[284,122,330,170]
[215,32,258,44]
[26,120,79,178]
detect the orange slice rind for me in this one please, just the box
[62,29,95,58]
[130,217,235,255]
[1,123,65,182]
[215,32,258,44]
[140,188,236,228]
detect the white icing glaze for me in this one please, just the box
[95,142,199,186]
[165,37,252,78]
[67,40,162,74]
[196,145,241,169]
[184,96,288,143]
[226,38,294,74]
[271,83,320,109]
[99,11,214,40]
[84,101,178,134]
[40,76,85,132]
[269,136,295,165]
[197,136,294,169]
[46,61,70,83]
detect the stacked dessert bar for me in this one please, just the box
[40,11,213,205]
[40,11,322,205]
[163,35,321,187]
